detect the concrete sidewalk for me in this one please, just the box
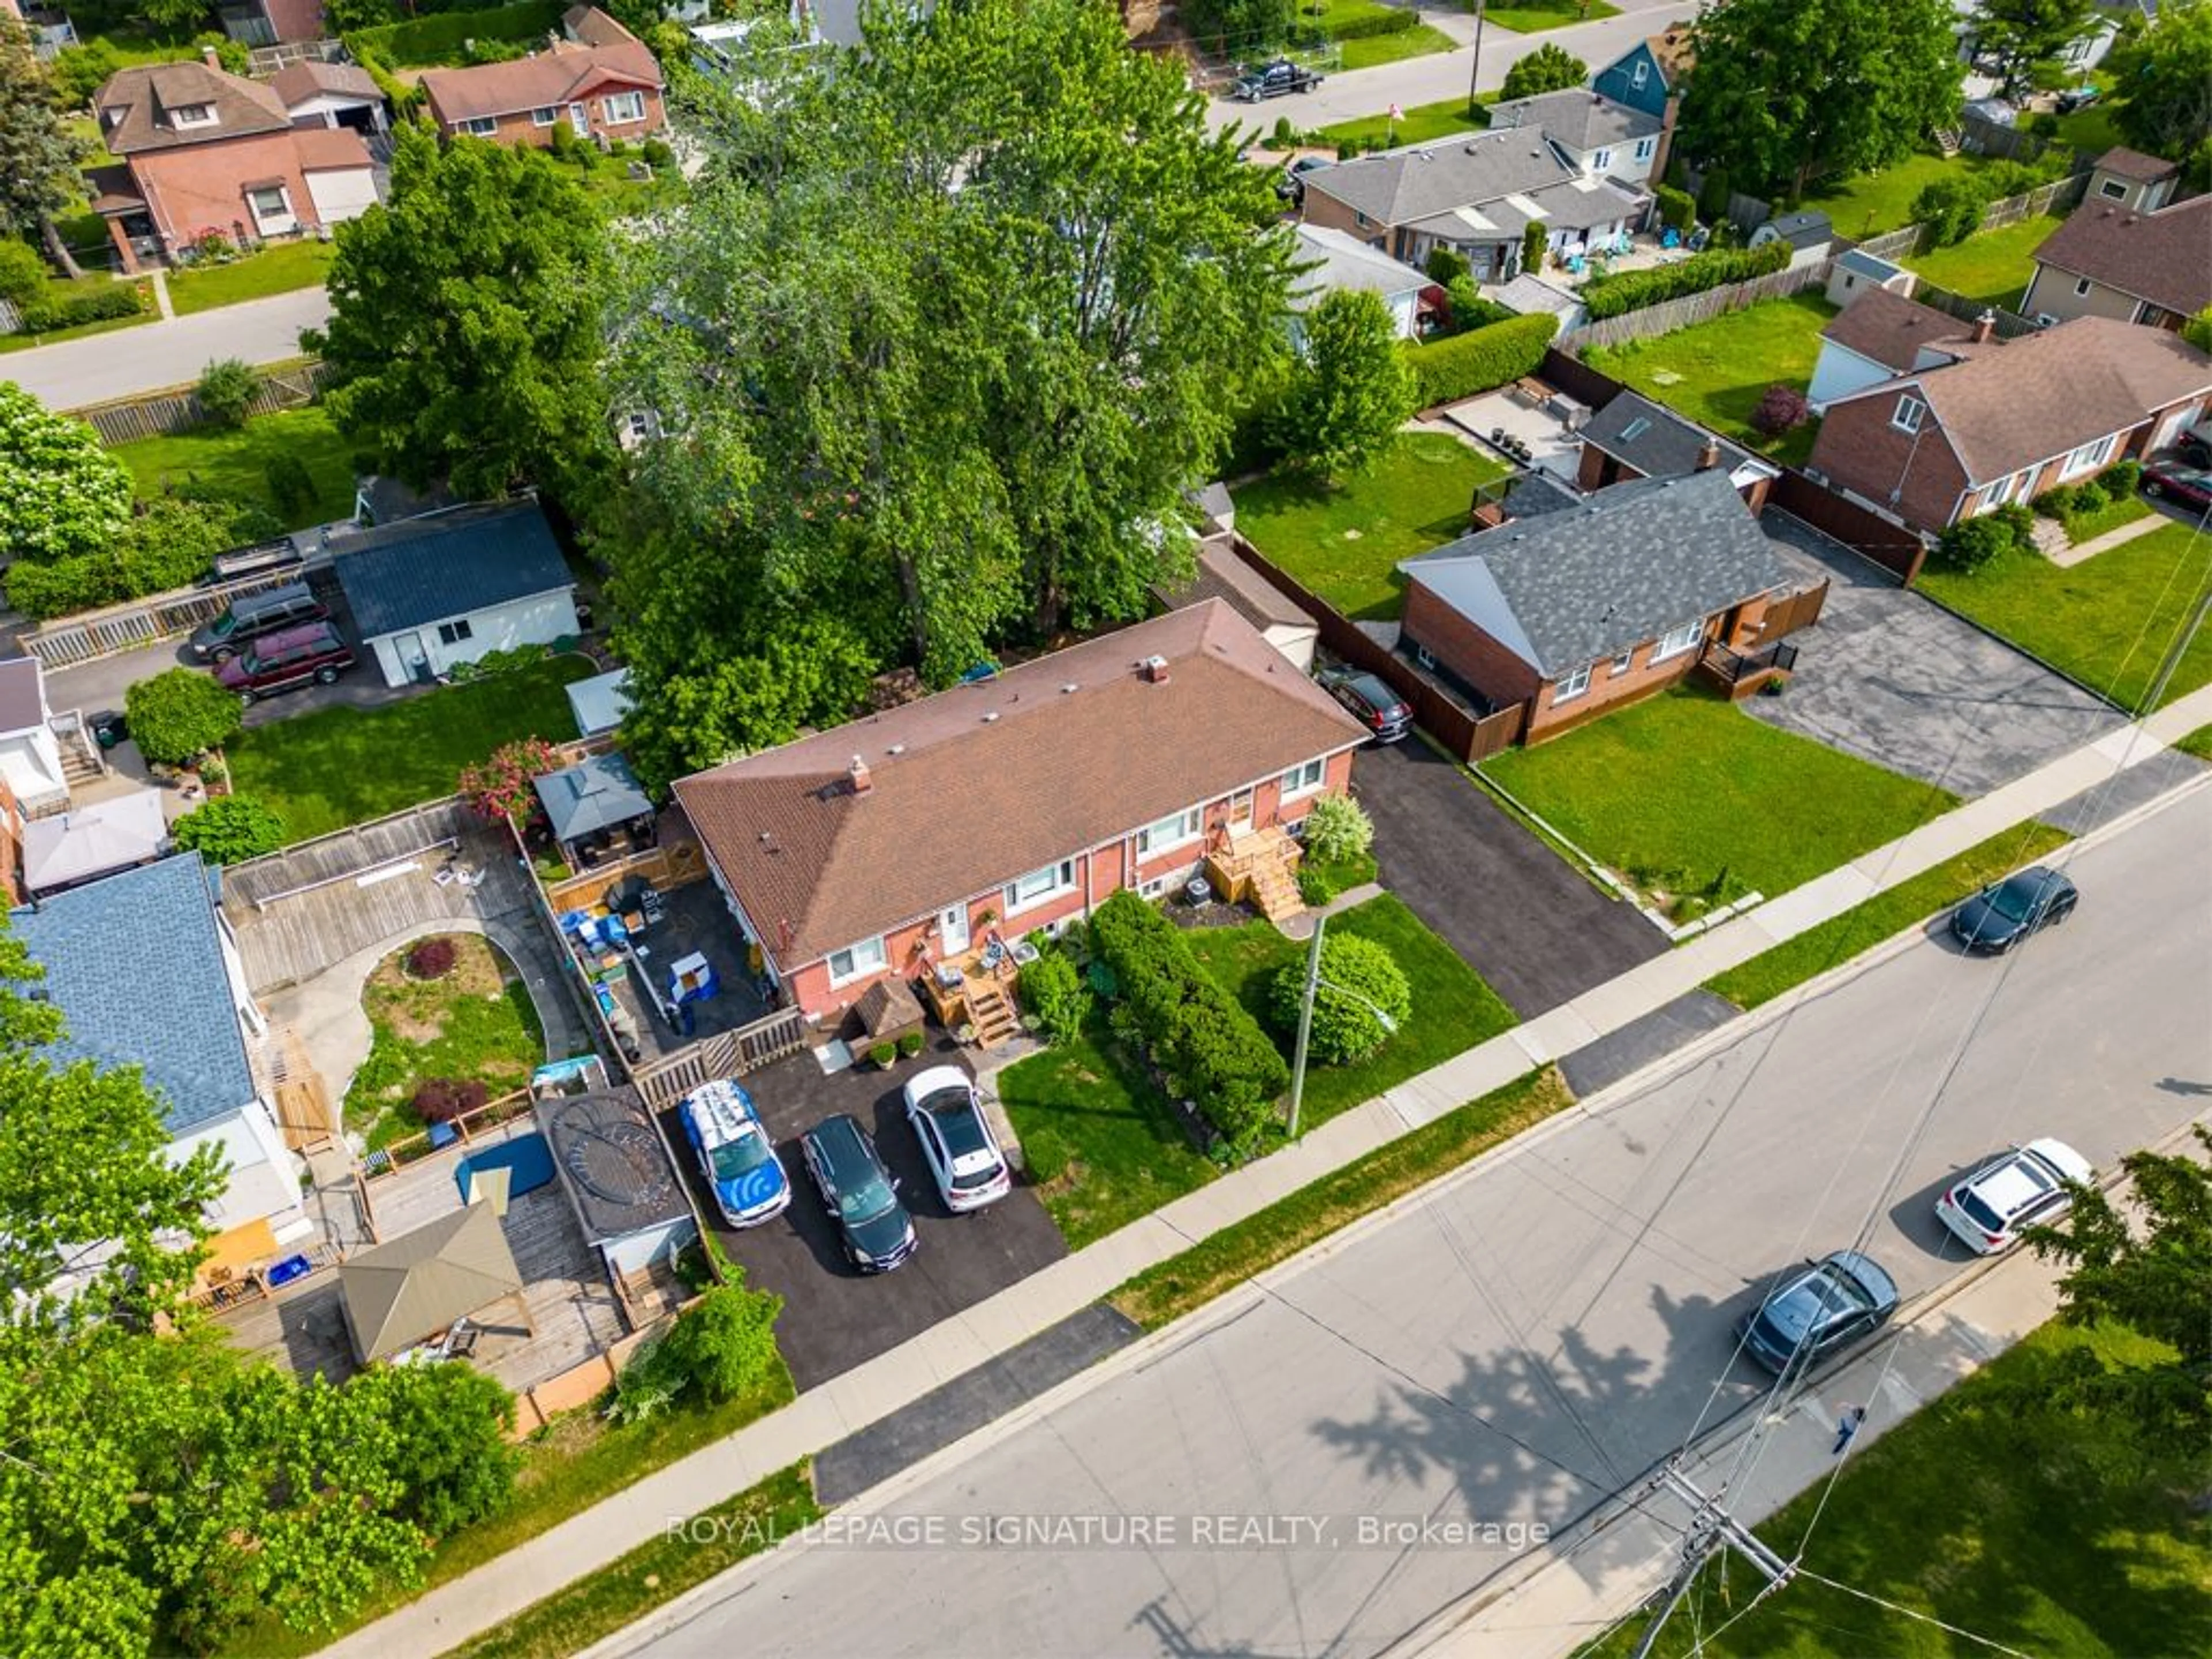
[324,681,2212,1659]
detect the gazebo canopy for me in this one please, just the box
[533,752,653,844]
[339,1203,522,1363]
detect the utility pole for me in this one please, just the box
[1626,1466,1795,1659]
[1286,912,1325,1140]
[1465,1,1486,113]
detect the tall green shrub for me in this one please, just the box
[1268,933,1410,1065]
[1300,793,1373,866]
[1655,184,1696,232]
[1579,242,1790,320]
[124,667,246,764]
[1017,948,1089,1045]
[1399,313,1558,407]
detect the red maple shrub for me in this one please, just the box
[412,1078,488,1124]
[406,936,459,979]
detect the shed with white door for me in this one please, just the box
[332,501,579,688]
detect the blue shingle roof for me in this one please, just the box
[10,853,255,1135]
[332,501,573,640]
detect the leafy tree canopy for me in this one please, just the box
[123,666,245,764]
[1971,0,2102,92]
[0,25,81,269]
[1677,0,1963,200]
[2111,0,2212,160]
[1501,42,1588,103]
[1271,288,1415,480]
[0,382,135,565]
[308,124,615,499]
[170,794,287,863]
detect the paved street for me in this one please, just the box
[1205,0,1688,135]
[2,286,330,410]
[610,786,2212,1659]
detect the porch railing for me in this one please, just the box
[1702,638,1799,688]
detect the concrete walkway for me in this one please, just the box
[2048,508,2174,567]
[320,681,2212,1659]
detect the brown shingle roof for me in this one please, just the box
[2031,192,2212,319]
[1834,316,2212,483]
[2093,145,2180,183]
[1821,287,1970,373]
[562,3,634,47]
[673,601,1369,970]
[419,31,660,124]
[293,126,373,171]
[270,60,381,107]
[94,62,291,156]
[1153,540,1315,636]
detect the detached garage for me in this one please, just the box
[332,501,579,688]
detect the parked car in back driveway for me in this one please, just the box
[190,582,329,663]
[1739,1250,1900,1377]
[214,621,356,703]
[1319,668,1412,743]
[902,1064,1012,1213]
[1935,1138,2092,1255]
[679,1078,790,1228]
[800,1113,917,1272]
[2141,459,2212,514]
[1233,58,1323,101]
[1950,865,2077,954]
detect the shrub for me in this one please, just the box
[1018,948,1090,1045]
[611,1269,784,1423]
[1655,184,1696,233]
[411,1077,488,1124]
[642,137,676,169]
[457,736,562,823]
[1933,508,2032,573]
[123,667,244,764]
[1399,313,1558,407]
[2033,482,2079,518]
[2104,459,2142,498]
[1325,6,1418,41]
[1522,219,1548,276]
[2068,471,2111,510]
[351,1361,519,1538]
[1425,246,1470,286]
[1501,41,1586,102]
[1267,933,1411,1066]
[2027,112,2059,138]
[5,491,276,620]
[196,358,259,429]
[407,936,459,980]
[1445,276,1510,334]
[264,451,318,520]
[171,795,287,863]
[1088,890,1288,1156]
[868,1040,898,1069]
[1579,242,1790,320]
[1749,383,1810,437]
[1911,176,1990,248]
[1300,793,1373,866]
[0,241,46,308]
[896,1029,925,1059]
[1695,166,1733,224]
[17,283,143,334]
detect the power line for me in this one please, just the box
[1792,1568,2039,1658]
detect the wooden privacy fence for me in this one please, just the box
[1757,577,1831,642]
[630,1007,812,1108]
[1768,475,1930,586]
[541,837,706,914]
[1219,534,1528,762]
[78,359,332,442]
[20,563,309,669]
[1557,260,1832,355]
[1838,171,2090,265]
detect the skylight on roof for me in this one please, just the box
[1620,417,1651,441]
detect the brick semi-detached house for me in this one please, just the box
[1805,315,2212,537]
[672,601,1369,1025]
[421,6,665,147]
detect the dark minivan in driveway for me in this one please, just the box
[1319,668,1412,743]
[215,621,356,702]
[190,582,329,663]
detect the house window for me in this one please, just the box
[603,90,647,124]
[461,116,499,137]
[1554,664,1593,703]
[1135,808,1202,856]
[2062,434,2117,477]
[2074,276,2093,297]
[1611,649,1634,676]
[1654,619,1704,662]
[245,185,292,229]
[1891,395,1925,434]
[1634,137,1656,163]
[532,106,560,127]
[1631,60,1649,89]
[1004,859,1076,914]
[2098,179,2127,200]
[1279,757,1325,800]
[170,102,217,129]
[624,411,657,443]
[1355,211,1371,229]
[827,935,886,986]
[436,618,474,646]
[1592,148,1613,172]
[1982,471,2026,509]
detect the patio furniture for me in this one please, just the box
[427,1120,460,1151]
[266,1253,313,1289]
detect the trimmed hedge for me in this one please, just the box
[17,284,144,335]
[1400,312,1558,408]
[1324,6,1420,40]
[1655,184,1696,232]
[1088,890,1287,1156]
[344,0,562,66]
[1580,241,1790,320]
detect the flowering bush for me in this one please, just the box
[411,1077,488,1124]
[457,736,562,823]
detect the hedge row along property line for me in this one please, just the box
[1579,240,1790,321]
[1400,311,1559,408]
[1087,888,1289,1158]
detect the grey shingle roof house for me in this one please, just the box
[1578,391,1778,503]
[1487,89,1662,153]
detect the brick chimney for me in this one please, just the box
[1696,437,1722,471]
[1972,309,1996,345]
[848,755,871,796]
[202,44,223,69]
[1141,654,1171,684]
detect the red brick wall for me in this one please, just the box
[131,133,335,249]
[1400,581,1546,709]
[1525,624,1716,740]
[1299,188,1388,248]
[1805,393,1972,533]
[441,86,666,149]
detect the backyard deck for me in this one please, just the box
[597,877,771,1063]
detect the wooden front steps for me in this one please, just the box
[1245,855,1304,925]
[1206,824,1307,927]
[964,980,1021,1049]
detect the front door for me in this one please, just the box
[1226,789,1256,838]
[395,630,431,683]
[938,904,970,956]
[569,102,590,136]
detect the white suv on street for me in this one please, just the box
[1935,1138,2093,1255]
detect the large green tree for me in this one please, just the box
[1272,289,1415,481]
[0,382,134,566]
[0,24,85,278]
[1972,0,2102,93]
[308,124,614,499]
[611,0,1296,731]
[2111,0,2212,160]
[1501,42,1589,103]
[1676,0,1963,200]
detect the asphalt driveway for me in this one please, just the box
[658,1035,1067,1392]
[1749,512,2123,796]
[1350,737,1665,1017]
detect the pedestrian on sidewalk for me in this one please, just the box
[1831,1404,1866,1455]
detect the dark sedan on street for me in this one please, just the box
[2142,459,2212,516]
[1950,865,2078,954]
[1740,1250,1900,1377]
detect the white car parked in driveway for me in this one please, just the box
[900,1064,1012,1214]
[1934,1138,2093,1255]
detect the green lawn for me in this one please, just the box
[1480,690,1955,909]
[219,1367,798,1659]
[2175,722,2212,763]
[1480,0,1621,32]
[2052,101,2128,157]
[110,406,357,531]
[1181,892,1522,1126]
[1231,432,1506,621]
[1902,213,2060,312]
[1703,824,2072,1010]
[1918,522,2212,713]
[997,1018,1218,1250]
[1582,294,1836,467]
[1338,22,1459,70]
[0,275,156,354]
[1313,93,1492,152]
[1580,1321,2212,1659]
[445,1464,821,1659]
[166,240,336,315]
[1809,150,1998,240]
[2051,490,2153,545]
[342,934,548,1151]
[227,654,598,842]
[1112,1068,1573,1329]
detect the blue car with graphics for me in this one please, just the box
[679,1080,790,1228]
